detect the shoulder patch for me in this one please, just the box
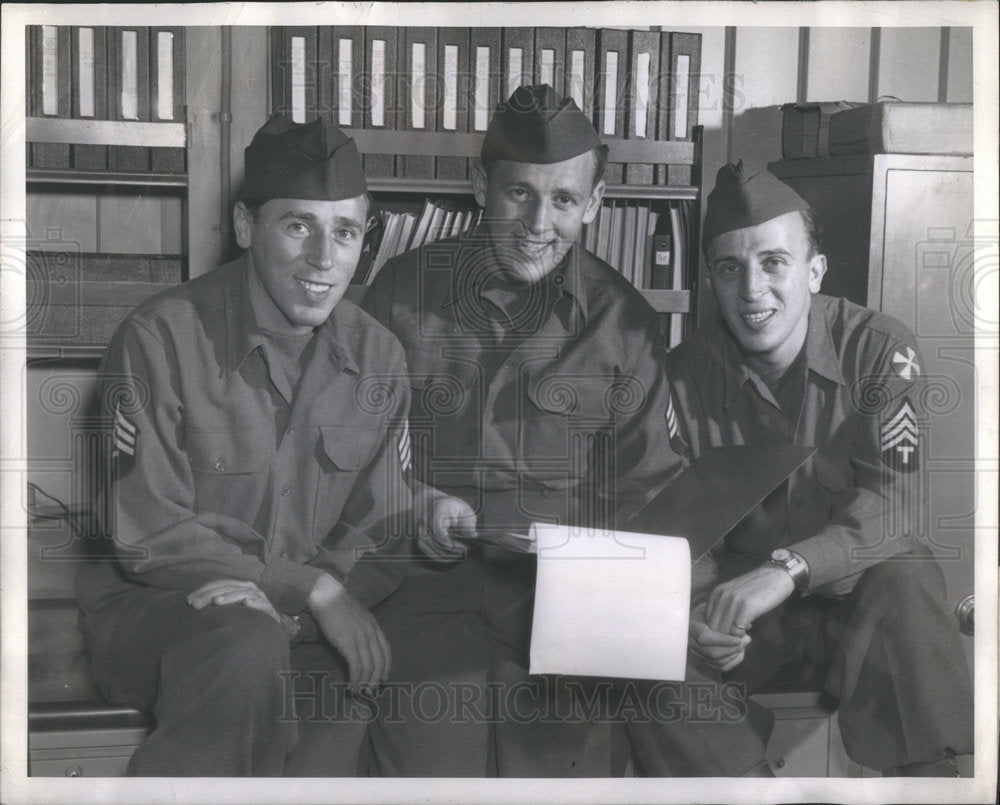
[891,346,921,381]
[880,398,919,472]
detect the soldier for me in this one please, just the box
[360,84,688,776]
[76,115,412,776]
[664,162,974,775]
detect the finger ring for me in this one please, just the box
[734,623,750,632]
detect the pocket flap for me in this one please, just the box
[320,425,380,471]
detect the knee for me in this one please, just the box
[851,556,950,631]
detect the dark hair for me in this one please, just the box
[480,145,609,189]
[800,208,824,257]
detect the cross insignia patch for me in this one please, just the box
[892,346,921,381]
[880,398,919,473]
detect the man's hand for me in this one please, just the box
[187,579,283,626]
[308,573,391,691]
[705,565,796,637]
[415,488,476,561]
[689,602,752,673]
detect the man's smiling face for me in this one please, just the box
[233,195,369,334]
[473,152,605,284]
[706,211,827,373]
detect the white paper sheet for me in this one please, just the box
[529,523,690,682]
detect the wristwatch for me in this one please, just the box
[769,548,810,594]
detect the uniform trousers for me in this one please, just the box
[629,547,973,774]
[81,587,371,776]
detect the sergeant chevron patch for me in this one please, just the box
[397,418,411,472]
[880,398,919,472]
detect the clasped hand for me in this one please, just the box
[689,565,796,673]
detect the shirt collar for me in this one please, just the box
[224,254,359,376]
[803,303,847,386]
[444,229,588,324]
[719,300,846,407]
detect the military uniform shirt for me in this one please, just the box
[667,294,928,593]
[78,255,412,615]
[362,231,687,532]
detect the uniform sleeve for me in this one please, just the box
[305,349,414,610]
[101,316,323,606]
[610,310,690,524]
[790,332,927,594]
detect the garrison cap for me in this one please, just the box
[702,161,811,252]
[482,84,603,164]
[242,114,367,204]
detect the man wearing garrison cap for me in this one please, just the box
[77,115,413,776]
[657,162,973,775]
[360,85,688,776]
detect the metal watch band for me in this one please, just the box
[770,548,810,593]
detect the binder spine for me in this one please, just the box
[362,26,398,177]
[624,30,660,185]
[400,27,438,178]
[319,27,364,133]
[501,28,534,101]
[71,26,108,170]
[29,25,72,169]
[108,27,151,172]
[596,29,628,184]
[469,28,502,176]
[533,28,565,93]
[565,28,596,124]
[436,28,470,180]
[270,27,318,123]
[660,32,701,186]
[150,27,185,173]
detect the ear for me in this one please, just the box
[233,201,254,250]
[470,162,489,208]
[808,253,827,293]
[582,180,606,225]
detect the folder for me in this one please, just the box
[624,30,660,184]
[658,31,701,186]
[501,28,533,101]
[270,26,318,123]
[108,27,151,171]
[534,27,565,92]
[625,445,816,559]
[71,26,108,170]
[596,29,627,183]
[436,28,470,179]
[319,26,363,131]
[565,27,596,124]
[399,27,438,178]
[28,25,72,169]
[150,27,185,173]
[362,26,399,177]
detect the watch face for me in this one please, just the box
[771,548,791,563]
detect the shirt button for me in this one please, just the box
[281,486,291,496]
[287,427,295,435]
[214,459,226,472]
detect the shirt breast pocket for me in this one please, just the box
[523,376,616,467]
[187,428,273,517]
[314,425,383,527]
